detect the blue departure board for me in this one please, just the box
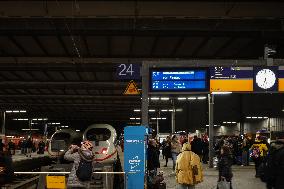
[150,69,208,92]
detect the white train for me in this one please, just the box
[83,124,118,165]
[48,129,82,158]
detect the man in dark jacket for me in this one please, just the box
[0,139,4,152]
[191,136,203,160]
[264,135,284,189]
[202,137,209,164]
[147,139,160,174]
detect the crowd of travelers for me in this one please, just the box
[0,137,46,157]
[147,132,284,189]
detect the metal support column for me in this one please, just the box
[171,99,176,134]
[141,62,149,126]
[44,123,48,136]
[156,111,160,136]
[28,119,32,137]
[208,94,214,168]
[1,111,5,135]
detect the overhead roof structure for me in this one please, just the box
[0,0,284,133]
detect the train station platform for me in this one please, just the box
[12,152,49,162]
[158,158,266,189]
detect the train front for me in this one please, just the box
[83,124,118,165]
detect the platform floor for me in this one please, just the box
[159,157,266,189]
[12,152,49,162]
[119,148,266,189]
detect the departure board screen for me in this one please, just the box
[150,69,209,92]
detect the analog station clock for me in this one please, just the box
[255,69,276,89]
[254,67,278,91]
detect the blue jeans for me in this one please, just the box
[172,152,178,170]
[177,184,195,189]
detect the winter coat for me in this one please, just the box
[266,139,284,189]
[251,140,269,157]
[176,143,203,186]
[163,141,172,158]
[64,148,95,188]
[218,154,233,181]
[171,139,182,154]
[191,138,203,155]
[147,144,160,171]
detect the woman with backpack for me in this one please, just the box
[64,141,95,189]
[250,136,268,178]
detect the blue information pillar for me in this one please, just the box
[124,126,148,189]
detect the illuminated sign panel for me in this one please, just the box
[150,69,208,92]
[279,66,284,92]
[210,67,253,92]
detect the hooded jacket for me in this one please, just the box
[267,139,284,189]
[175,143,203,185]
[64,148,95,188]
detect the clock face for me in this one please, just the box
[255,69,276,89]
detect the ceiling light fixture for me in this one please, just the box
[151,97,160,100]
[6,110,26,113]
[188,97,197,100]
[177,97,187,100]
[197,96,207,100]
[134,109,141,112]
[212,92,232,95]
[22,129,39,131]
[160,97,170,101]
[13,118,29,121]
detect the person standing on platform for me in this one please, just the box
[163,136,172,167]
[202,136,209,164]
[217,145,233,189]
[191,136,203,161]
[0,139,4,152]
[250,136,268,177]
[260,133,284,189]
[171,135,181,171]
[26,137,33,157]
[242,135,252,166]
[147,139,160,175]
[175,143,203,189]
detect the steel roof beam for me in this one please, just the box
[33,36,49,56]
[8,36,28,56]
[0,1,284,18]
[1,57,283,65]
[2,30,280,37]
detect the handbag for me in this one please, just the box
[217,180,231,189]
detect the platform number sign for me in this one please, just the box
[116,64,140,80]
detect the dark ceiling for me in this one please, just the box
[0,0,284,135]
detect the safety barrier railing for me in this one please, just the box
[14,171,127,189]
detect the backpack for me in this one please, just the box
[76,159,93,181]
[190,152,203,184]
[250,146,260,159]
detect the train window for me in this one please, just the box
[86,128,111,141]
[53,133,71,141]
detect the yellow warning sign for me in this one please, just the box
[46,176,66,189]
[124,80,140,95]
